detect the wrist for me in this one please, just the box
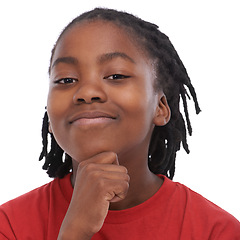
[58,230,93,240]
[58,225,94,240]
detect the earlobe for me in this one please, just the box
[153,95,171,126]
[48,122,53,133]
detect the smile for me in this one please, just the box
[69,111,117,126]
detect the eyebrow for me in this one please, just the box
[51,56,79,69]
[51,51,135,70]
[98,52,136,64]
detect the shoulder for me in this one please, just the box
[163,176,240,238]
[1,179,55,212]
[175,180,236,217]
[0,180,53,239]
[0,173,72,212]
[0,179,56,226]
[0,174,72,239]
[164,176,235,215]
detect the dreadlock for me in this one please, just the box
[39,8,201,179]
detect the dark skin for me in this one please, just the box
[47,20,171,239]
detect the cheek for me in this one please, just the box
[47,90,70,133]
[113,84,156,122]
[110,89,156,149]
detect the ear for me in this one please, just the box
[153,94,171,126]
[48,122,53,133]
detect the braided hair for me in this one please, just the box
[39,8,201,179]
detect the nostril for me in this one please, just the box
[75,96,102,104]
[76,98,85,103]
[91,97,101,101]
[73,86,107,104]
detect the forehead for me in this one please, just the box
[52,20,148,63]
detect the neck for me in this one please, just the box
[109,155,163,210]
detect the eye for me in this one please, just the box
[104,74,130,80]
[54,78,78,84]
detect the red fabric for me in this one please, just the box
[0,174,239,240]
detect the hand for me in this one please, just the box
[58,152,130,240]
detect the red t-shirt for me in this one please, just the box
[0,174,239,239]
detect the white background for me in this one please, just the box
[0,0,239,220]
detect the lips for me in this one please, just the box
[69,111,117,125]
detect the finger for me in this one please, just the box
[81,162,128,174]
[78,164,129,184]
[103,180,129,202]
[96,170,130,182]
[79,152,118,167]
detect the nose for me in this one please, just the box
[73,81,107,104]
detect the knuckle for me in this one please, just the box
[83,162,95,172]
[117,182,129,198]
[78,162,100,179]
[97,177,107,189]
[92,152,117,164]
[108,151,117,159]
[123,180,129,191]
[117,180,129,192]
[104,152,117,163]
[120,166,128,173]
[78,160,88,169]
[124,174,130,182]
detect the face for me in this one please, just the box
[47,20,169,163]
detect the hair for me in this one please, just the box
[39,8,201,180]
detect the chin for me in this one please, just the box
[66,144,115,163]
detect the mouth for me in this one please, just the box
[69,111,117,126]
